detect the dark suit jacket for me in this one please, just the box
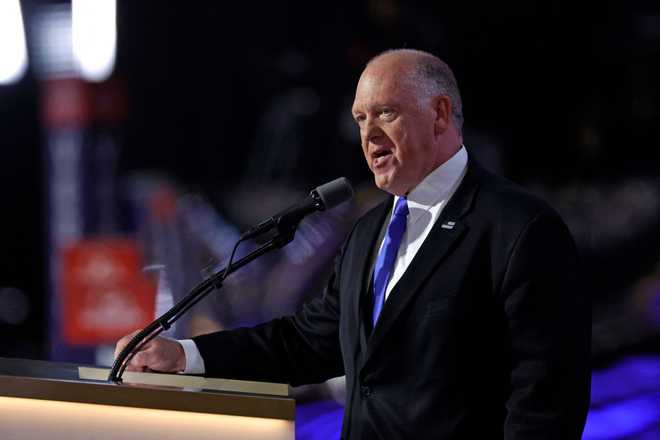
[193,159,591,439]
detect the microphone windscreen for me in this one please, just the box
[315,177,354,209]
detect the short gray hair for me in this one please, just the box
[371,49,464,134]
[414,56,463,133]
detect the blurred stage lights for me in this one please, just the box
[72,0,116,82]
[0,0,28,85]
[3,0,117,84]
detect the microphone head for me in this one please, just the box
[314,177,354,210]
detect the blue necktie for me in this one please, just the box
[372,197,409,326]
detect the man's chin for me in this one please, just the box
[374,175,391,192]
[374,175,406,196]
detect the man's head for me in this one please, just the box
[352,49,463,196]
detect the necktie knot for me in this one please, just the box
[393,197,409,218]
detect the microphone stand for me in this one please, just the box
[108,228,296,383]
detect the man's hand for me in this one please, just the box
[114,330,186,373]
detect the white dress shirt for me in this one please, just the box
[180,146,468,375]
[382,146,468,300]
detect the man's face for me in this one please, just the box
[351,63,440,196]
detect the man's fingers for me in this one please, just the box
[124,363,143,372]
[128,347,155,370]
[114,338,130,359]
[113,329,145,359]
[114,334,184,373]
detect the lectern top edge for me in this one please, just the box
[0,358,295,421]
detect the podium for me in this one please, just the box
[0,357,295,440]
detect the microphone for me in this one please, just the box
[240,177,354,240]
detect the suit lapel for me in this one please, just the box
[346,199,391,359]
[363,159,482,368]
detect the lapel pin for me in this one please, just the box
[441,221,456,230]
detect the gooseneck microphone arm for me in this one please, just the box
[240,191,324,240]
[108,232,293,382]
[108,177,354,383]
[240,177,353,241]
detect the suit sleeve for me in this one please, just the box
[500,211,591,439]
[191,238,349,386]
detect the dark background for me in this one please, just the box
[2,0,660,369]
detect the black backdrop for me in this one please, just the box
[1,0,659,359]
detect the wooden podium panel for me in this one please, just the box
[0,357,294,440]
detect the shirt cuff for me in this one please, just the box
[178,339,206,375]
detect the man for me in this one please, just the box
[116,49,591,439]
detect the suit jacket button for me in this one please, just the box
[361,386,372,397]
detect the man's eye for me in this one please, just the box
[380,109,395,119]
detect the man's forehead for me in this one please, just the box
[353,67,415,110]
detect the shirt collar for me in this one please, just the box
[394,145,468,225]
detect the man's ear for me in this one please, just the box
[433,95,452,136]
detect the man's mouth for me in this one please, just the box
[372,149,393,168]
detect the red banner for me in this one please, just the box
[60,239,156,345]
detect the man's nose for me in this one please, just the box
[362,117,383,144]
